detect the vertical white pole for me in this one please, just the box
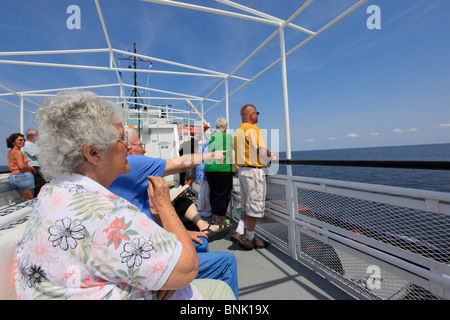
[279,28,292,164]
[201,101,205,142]
[188,113,190,137]
[279,27,296,260]
[20,94,24,134]
[225,78,229,130]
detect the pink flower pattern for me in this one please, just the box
[14,174,202,300]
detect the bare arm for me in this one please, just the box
[146,176,198,290]
[163,150,225,177]
[150,198,208,245]
[258,147,279,162]
[14,151,35,173]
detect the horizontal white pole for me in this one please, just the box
[216,0,316,36]
[0,59,226,78]
[0,98,34,114]
[0,83,120,97]
[0,48,110,56]
[121,83,219,103]
[113,48,249,82]
[114,49,226,77]
[0,84,40,107]
[141,0,281,27]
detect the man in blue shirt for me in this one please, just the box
[22,129,46,197]
[110,129,239,299]
[110,153,166,218]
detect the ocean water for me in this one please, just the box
[2,143,449,193]
[276,143,450,193]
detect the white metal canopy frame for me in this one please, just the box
[0,0,368,154]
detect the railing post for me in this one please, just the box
[20,94,24,134]
[225,78,229,130]
[201,101,204,142]
[279,27,296,259]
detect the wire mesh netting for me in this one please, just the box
[296,186,450,263]
[229,176,450,300]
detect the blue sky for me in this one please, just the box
[1,0,449,165]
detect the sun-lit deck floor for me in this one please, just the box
[190,179,353,300]
[209,230,354,300]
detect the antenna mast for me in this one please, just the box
[118,43,153,137]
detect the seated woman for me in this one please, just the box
[171,196,231,242]
[14,91,235,300]
[6,133,36,201]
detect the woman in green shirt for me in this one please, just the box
[205,118,234,225]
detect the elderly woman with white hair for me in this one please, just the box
[14,91,234,300]
[205,117,234,225]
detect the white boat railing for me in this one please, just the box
[227,172,450,300]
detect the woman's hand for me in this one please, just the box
[147,176,172,212]
[188,230,208,244]
[147,176,199,290]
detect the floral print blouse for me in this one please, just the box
[14,173,202,300]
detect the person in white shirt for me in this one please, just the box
[22,129,46,197]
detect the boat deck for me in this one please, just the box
[208,223,354,300]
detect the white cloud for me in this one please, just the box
[305,139,314,143]
[438,124,450,128]
[393,128,418,133]
[327,137,338,141]
[346,133,359,138]
[370,132,379,136]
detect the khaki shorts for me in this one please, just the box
[238,167,266,218]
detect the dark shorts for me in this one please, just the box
[9,172,35,191]
[173,196,198,231]
[174,196,194,217]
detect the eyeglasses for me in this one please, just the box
[118,132,128,143]
[131,143,146,150]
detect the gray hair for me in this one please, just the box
[25,129,38,139]
[36,90,125,180]
[215,117,228,131]
[125,127,137,138]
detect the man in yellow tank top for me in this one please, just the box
[231,104,278,250]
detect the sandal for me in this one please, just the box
[201,223,232,242]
